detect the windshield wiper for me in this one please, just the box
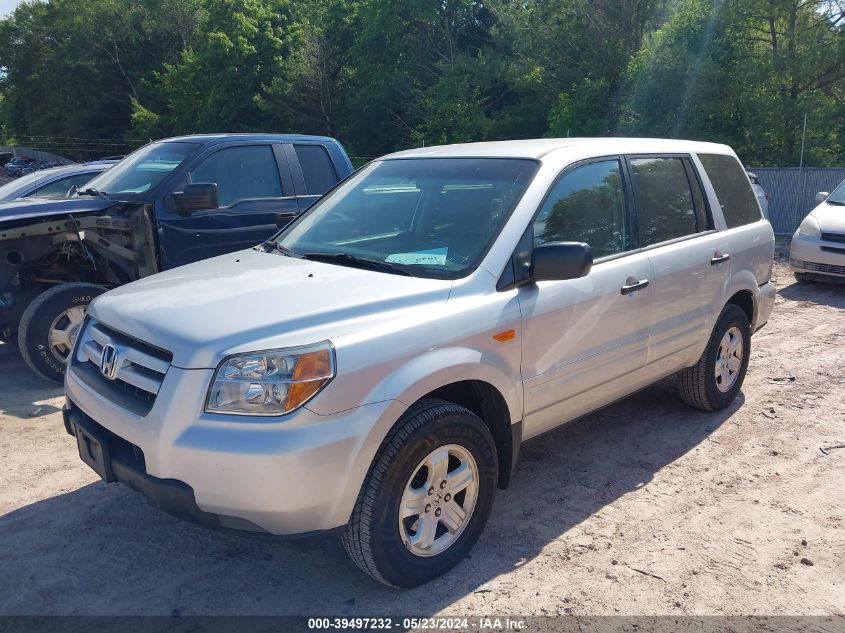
[76,187,109,200]
[825,199,845,206]
[302,252,415,277]
[259,241,303,258]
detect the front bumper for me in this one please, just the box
[790,231,845,278]
[65,363,405,536]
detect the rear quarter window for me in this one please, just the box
[698,154,761,228]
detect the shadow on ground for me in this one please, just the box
[778,278,845,308]
[0,343,63,420]
[0,378,740,615]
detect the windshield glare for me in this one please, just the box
[276,158,538,279]
[81,142,198,200]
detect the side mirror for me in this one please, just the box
[815,192,830,205]
[530,242,593,282]
[171,182,218,213]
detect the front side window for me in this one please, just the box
[534,159,629,258]
[82,142,198,201]
[275,158,538,279]
[629,157,698,246]
[698,153,762,228]
[188,145,283,208]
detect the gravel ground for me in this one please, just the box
[0,252,842,616]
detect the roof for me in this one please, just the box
[158,133,339,145]
[384,137,735,160]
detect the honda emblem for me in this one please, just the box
[100,344,121,380]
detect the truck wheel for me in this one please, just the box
[677,304,751,412]
[17,283,105,383]
[342,398,498,587]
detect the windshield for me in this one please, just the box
[0,169,60,201]
[81,141,198,200]
[275,158,538,279]
[827,178,845,205]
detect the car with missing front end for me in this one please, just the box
[0,134,353,382]
[63,138,775,587]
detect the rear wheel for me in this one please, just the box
[17,283,104,383]
[342,399,498,587]
[677,304,751,412]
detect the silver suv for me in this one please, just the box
[64,138,775,587]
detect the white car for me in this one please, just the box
[746,172,769,219]
[63,138,775,587]
[790,180,845,282]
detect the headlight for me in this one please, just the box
[206,342,335,416]
[798,215,821,237]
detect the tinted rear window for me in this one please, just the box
[629,157,698,246]
[698,154,761,228]
[294,144,338,195]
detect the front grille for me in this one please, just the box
[794,259,845,276]
[820,232,845,244]
[71,319,172,416]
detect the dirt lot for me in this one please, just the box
[0,253,843,616]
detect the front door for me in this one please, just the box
[519,158,654,439]
[157,143,299,269]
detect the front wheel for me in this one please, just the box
[17,283,105,383]
[342,399,498,587]
[677,304,751,412]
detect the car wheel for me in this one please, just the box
[342,398,498,587]
[17,283,104,383]
[793,272,812,283]
[677,304,751,412]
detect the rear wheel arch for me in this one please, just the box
[726,289,755,330]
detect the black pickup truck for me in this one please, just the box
[0,133,353,381]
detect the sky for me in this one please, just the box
[0,0,25,19]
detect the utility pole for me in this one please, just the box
[799,112,808,214]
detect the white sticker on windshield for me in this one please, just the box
[385,247,448,266]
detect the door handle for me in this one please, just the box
[620,278,650,295]
[710,252,731,265]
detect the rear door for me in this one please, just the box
[625,155,728,380]
[519,157,654,439]
[696,153,773,294]
[157,142,299,269]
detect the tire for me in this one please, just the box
[793,272,811,284]
[17,283,105,383]
[342,398,498,587]
[677,304,751,412]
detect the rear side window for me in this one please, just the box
[294,144,338,195]
[698,153,761,228]
[629,157,698,247]
[534,159,629,258]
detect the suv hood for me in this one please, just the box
[88,249,453,368]
[812,202,845,233]
[0,196,119,225]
